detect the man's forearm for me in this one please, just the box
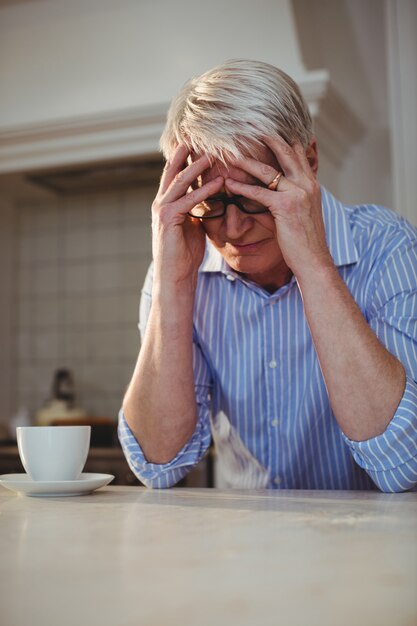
[123,143,225,464]
[297,262,406,441]
[123,281,198,463]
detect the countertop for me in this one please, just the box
[0,486,416,626]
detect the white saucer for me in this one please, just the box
[0,472,115,497]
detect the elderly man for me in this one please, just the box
[119,59,417,491]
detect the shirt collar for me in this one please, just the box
[199,185,359,274]
[320,186,359,267]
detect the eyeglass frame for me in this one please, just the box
[188,193,270,220]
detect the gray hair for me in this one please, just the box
[160,59,313,163]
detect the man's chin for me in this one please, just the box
[225,255,265,275]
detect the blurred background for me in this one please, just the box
[0,0,415,483]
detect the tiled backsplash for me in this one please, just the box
[14,185,157,422]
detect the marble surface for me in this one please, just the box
[0,486,416,626]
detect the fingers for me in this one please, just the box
[229,156,281,188]
[175,176,224,215]
[292,141,314,176]
[159,144,188,194]
[156,176,224,222]
[229,136,314,196]
[262,135,312,179]
[155,144,225,225]
[225,176,290,208]
[160,145,212,201]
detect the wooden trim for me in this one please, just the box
[0,103,168,173]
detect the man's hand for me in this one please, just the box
[152,144,223,285]
[124,147,223,463]
[224,136,333,280]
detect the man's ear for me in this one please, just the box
[306,138,319,176]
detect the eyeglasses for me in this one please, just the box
[188,194,269,220]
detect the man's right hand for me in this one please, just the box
[151,144,223,285]
[123,145,221,463]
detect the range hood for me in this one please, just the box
[27,156,163,195]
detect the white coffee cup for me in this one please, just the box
[16,426,91,481]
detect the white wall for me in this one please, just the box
[0,0,399,213]
[293,0,392,207]
[0,0,304,128]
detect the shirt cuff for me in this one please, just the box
[117,408,212,489]
[342,376,417,482]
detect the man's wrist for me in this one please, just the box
[153,275,198,304]
[294,253,338,292]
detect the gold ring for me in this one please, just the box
[267,172,283,191]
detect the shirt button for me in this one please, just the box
[274,475,281,485]
[226,274,235,281]
[269,360,277,368]
[271,419,279,427]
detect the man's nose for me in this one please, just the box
[223,203,252,239]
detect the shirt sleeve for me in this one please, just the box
[118,263,213,488]
[342,236,417,492]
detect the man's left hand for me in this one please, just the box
[225,135,333,279]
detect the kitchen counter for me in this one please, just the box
[0,486,416,626]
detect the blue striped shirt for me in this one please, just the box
[119,187,417,492]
